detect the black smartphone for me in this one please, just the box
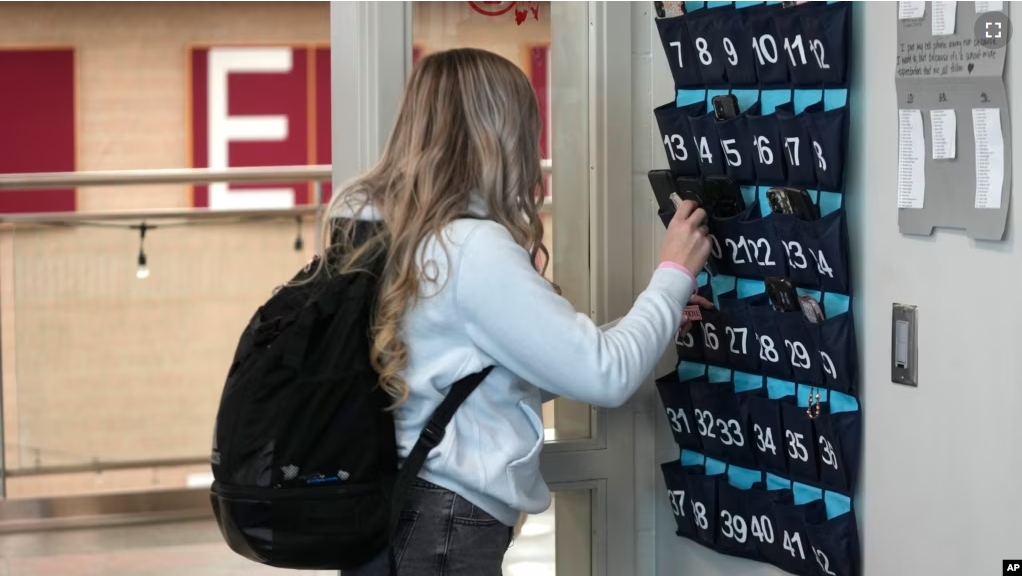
[766,277,801,313]
[647,170,678,214]
[705,176,745,218]
[782,187,820,221]
[674,176,707,208]
[766,187,794,215]
[712,95,741,120]
[654,1,666,17]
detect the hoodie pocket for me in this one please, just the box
[506,398,546,496]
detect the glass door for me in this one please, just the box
[330,3,637,575]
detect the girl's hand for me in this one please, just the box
[678,294,714,337]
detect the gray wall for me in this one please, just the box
[650,3,1022,574]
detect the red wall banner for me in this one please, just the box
[0,49,77,213]
[190,45,331,210]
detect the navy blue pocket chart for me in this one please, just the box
[653,3,859,574]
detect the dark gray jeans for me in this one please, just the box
[343,480,514,576]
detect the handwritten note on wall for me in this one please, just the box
[897,37,1000,77]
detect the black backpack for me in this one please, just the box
[209,220,493,570]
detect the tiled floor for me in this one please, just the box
[0,505,555,576]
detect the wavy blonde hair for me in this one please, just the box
[319,48,549,407]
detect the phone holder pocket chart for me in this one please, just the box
[653,4,859,573]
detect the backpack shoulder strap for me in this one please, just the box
[389,365,495,535]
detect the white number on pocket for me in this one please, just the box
[782,241,809,270]
[754,135,774,165]
[668,489,686,516]
[809,39,831,70]
[666,408,691,435]
[677,330,695,348]
[709,234,723,260]
[752,34,779,65]
[821,351,837,381]
[810,249,835,278]
[702,322,720,351]
[669,41,685,68]
[759,335,780,363]
[820,436,838,470]
[716,419,745,447]
[726,326,748,355]
[723,37,738,66]
[720,510,748,543]
[754,423,777,455]
[813,140,827,171]
[814,547,837,575]
[695,37,713,65]
[784,530,806,559]
[784,34,807,67]
[695,409,716,439]
[664,134,689,162]
[721,138,742,167]
[697,136,714,164]
[786,430,809,461]
[784,340,812,369]
[784,137,801,166]
[693,501,709,529]
[751,515,775,544]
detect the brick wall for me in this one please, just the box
[0,1,558,499]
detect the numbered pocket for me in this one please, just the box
[746,106,787,186]
[684,8,730,87]
[773,4,820,87]
[656,373,704,452]
[775,103,817,188]
[698,306,731,367]
[800,2,851,87]
[655,101,704,177]
[780,399,820,485]
[710,202,782,280]
[804,105,849,191]
[656,15,704,89]
[770,495,828,575]
[714,114,757,185]
[747,296,793,381]
[805,509,860,576]
[677,284,713,363]
[716,481,761,559]
[817,311,857,395]
[685,471,721,547]
[742,4,788,87]
[740,484,789,567]
[717,6,758,87]
[717,297,759,373]
[773,309,819,385]
[813,406,861,494]
[801,208,851,294]
[689,381,757,468]
[688,111,726,177]
[768,213,821,288]
[744,394,788,476]
[660,461,700,539]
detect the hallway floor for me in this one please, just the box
[0,504,555,576]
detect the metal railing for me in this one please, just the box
[0,159,553,495]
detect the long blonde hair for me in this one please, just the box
[320,48,549,407]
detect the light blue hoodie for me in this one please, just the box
[335,196,693,526]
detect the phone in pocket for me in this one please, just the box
[799,294,825,323]
[705,176,745,218]
[767,187,820,221]
[766,277,802,313]
[647,169,678,214]
[711,95,741,121]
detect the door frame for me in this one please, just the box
[328,3,637,575]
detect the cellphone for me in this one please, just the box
[674,176,707,208]
[766,187,795,215]
[647,170,678,214]
[705,176,745,218]
[784,188,820,221]
[799,295,825,323]
[712,95,741,120]
[766,277,801,313]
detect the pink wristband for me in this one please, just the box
[657,261,699,292]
